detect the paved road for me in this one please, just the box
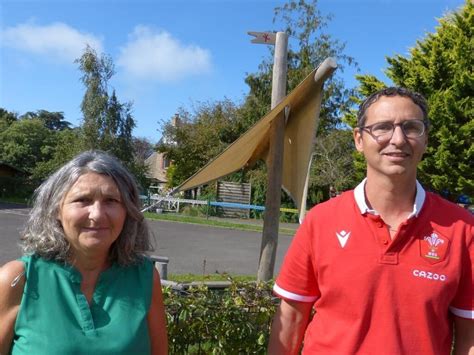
[0,203,295,276]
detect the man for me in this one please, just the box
[269,87,473,354]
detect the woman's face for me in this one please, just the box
[58,172,127,258]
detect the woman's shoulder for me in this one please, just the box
[122,256,154,271]
[0,260,25,286]
[0,260,25,304]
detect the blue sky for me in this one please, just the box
[0,0,464,143]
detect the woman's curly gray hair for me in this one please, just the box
[21,150,153,265]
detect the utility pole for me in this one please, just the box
[249,31,289,281]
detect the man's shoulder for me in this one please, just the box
[306,190,356,217]
[425,192,473,221]
[312,190,354,208]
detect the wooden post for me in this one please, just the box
[257,31,288,281]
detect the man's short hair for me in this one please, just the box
[357,87,429,127]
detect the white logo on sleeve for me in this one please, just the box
[336,230,351,248]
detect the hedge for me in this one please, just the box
[163,280,277,354]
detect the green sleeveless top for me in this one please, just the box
[12,255,153,355]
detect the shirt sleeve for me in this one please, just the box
[274,211,320,303]
[449,223,474,319]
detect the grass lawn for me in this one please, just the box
[144,212,297,235]
[0,197,31,205]
[0,198,297,235]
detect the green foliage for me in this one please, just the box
[180,205,209,218]
[76,45,114,149]
[1,49,148,191]
[168,274,256,283]
[0,108,18,131]
[76,46,148,188]
[0,118,55,175]
[311,129,357,195]
[341,75,386,183]
[243,0,358,135]
[158,0,359,207]
[352,2,473,200]
[20,110,71,131]
[31,128,83,180]
[0,176,35,199]
[164,281,277,354]
[0,108,80,190]
[143,212,297,235]
[157,100,241,188]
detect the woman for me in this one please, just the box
[0,150,168,354]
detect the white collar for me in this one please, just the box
[354,178,425,218]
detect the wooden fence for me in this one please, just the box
[216,181,251,218]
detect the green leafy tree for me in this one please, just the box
[157,100,241,188]
[310,129,357,200]
[351,1,473,201]
[242,0,358,135]
[342,75,386,183]
[20,110,72,131]
[76,47,148,188]
[0,108,18,131]
[0,110,78,188]
[32,128,83,180]
[0,118,55,174]
[102,90,136,163]
[159,0,359,203]
[240,0,359,209]
[76,45,113,150]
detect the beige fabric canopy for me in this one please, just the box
[173,58,337,222]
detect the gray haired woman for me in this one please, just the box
[0,150,168,354]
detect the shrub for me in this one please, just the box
[0,176,35,199]
[163,280,277,354]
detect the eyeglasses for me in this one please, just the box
[359,119,427,143]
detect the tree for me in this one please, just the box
[103,90,136,163]
[132,137,154,164]
[76,47,147,187]
[32,128,83,180]
[342,75,387,183]
[20,110,72,131]
[158,0,359,195]
[352,1,473,201]
[76,45,114,150]
[239,0,359,215]
[157,99,241,188]
[242,0,358,135]
[310,129,356,198]
[0,108,18,126]
[0,118,55,174]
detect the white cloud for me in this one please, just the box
[117,26,212,82]
[0,22,103,62]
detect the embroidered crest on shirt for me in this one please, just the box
[336,230,351,248]
[419,231,449,264]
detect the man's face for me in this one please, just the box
[353,95,428,180]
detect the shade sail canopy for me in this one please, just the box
[173,58,337,221]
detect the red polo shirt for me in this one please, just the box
[274,180,473,354]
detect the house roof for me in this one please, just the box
[144,152,168,183]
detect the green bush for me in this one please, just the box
[164,280,277,354]
[0,176,35,199]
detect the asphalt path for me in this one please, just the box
[0,203,295,276]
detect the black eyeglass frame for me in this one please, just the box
[358,119,429,142]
